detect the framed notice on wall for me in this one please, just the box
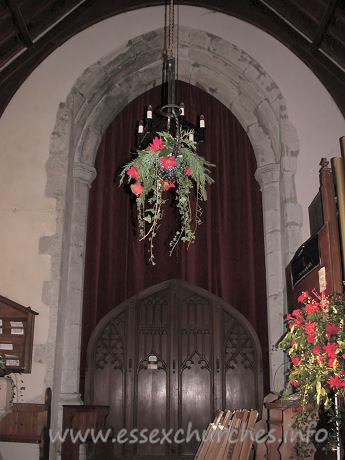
[0,295,38,374]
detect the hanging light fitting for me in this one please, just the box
[136,0,205,152]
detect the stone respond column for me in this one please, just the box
[255,163,285,392]
[280,156,303,266]
[50,161,96,460]
[60,161,97,402]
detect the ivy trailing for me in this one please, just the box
[120,129,214,265]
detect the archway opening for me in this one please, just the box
[80,81,269,397]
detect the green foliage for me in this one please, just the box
[278,290,345,455]
[120,129,214,264]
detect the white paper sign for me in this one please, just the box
[11,328,24,335]
[10,321,23,327]
[0,344,13,351]
[318,266,327,292]
[5,359,20,367]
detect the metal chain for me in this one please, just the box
[168,0,174,59]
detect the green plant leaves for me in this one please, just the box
[120,128,215,264]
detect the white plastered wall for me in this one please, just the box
[0,6,343,460]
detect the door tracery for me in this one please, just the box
[85,279,263,459]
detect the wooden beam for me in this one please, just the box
[0,0,344,119]
[8,0,33,47]
[312,0,338,49]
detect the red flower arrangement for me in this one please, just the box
[120,129,214,264]
[279,289,345,453]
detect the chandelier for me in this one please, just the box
[136,0,205,151]
[120,0,214,265]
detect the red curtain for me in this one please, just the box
[81,81,269,394]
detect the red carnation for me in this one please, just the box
[185,167,191,176]
[160,156,177,169]
[291,380,300,387]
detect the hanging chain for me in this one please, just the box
[168,0,174,59]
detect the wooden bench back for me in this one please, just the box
[194,409,258,460]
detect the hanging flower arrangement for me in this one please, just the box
[278,289,345,454]
[120,129,214,265]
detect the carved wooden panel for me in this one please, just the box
[135,290,170,458]
[85,280,263,459]
[178,290,214,457]
[224,312,258,411]
[89,311,126,453]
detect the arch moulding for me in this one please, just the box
[44,26,302,459]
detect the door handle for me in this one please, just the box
[173,360,176,374]
[216,358,220,373]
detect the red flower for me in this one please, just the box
[160,156,177,169]
[324,342,338,358]
[326,323,339,338]
[305,321,316,334]
[291,340,294,347]
[291,357,300,366]
[294,319,302,328]
[149,137,164,152]
[313,346,321,355]
[343,353,345,359]
[307,333,315,343]
[287,313,291,321]
[292,309,303,318]
[162,180,175,191]
[328,358,337,368]
[291,380,300,387]
[185,167,191,176]
[305,301,319,315]
[298,292,308,303]
[131,182,143,196]
[328,375,345,389]
[126,166,139,180]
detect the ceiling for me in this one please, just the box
[0,0,344,118]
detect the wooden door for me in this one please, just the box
[85,280,263,459]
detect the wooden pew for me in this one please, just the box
[194,409,258,460]
[0,387,51,459]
